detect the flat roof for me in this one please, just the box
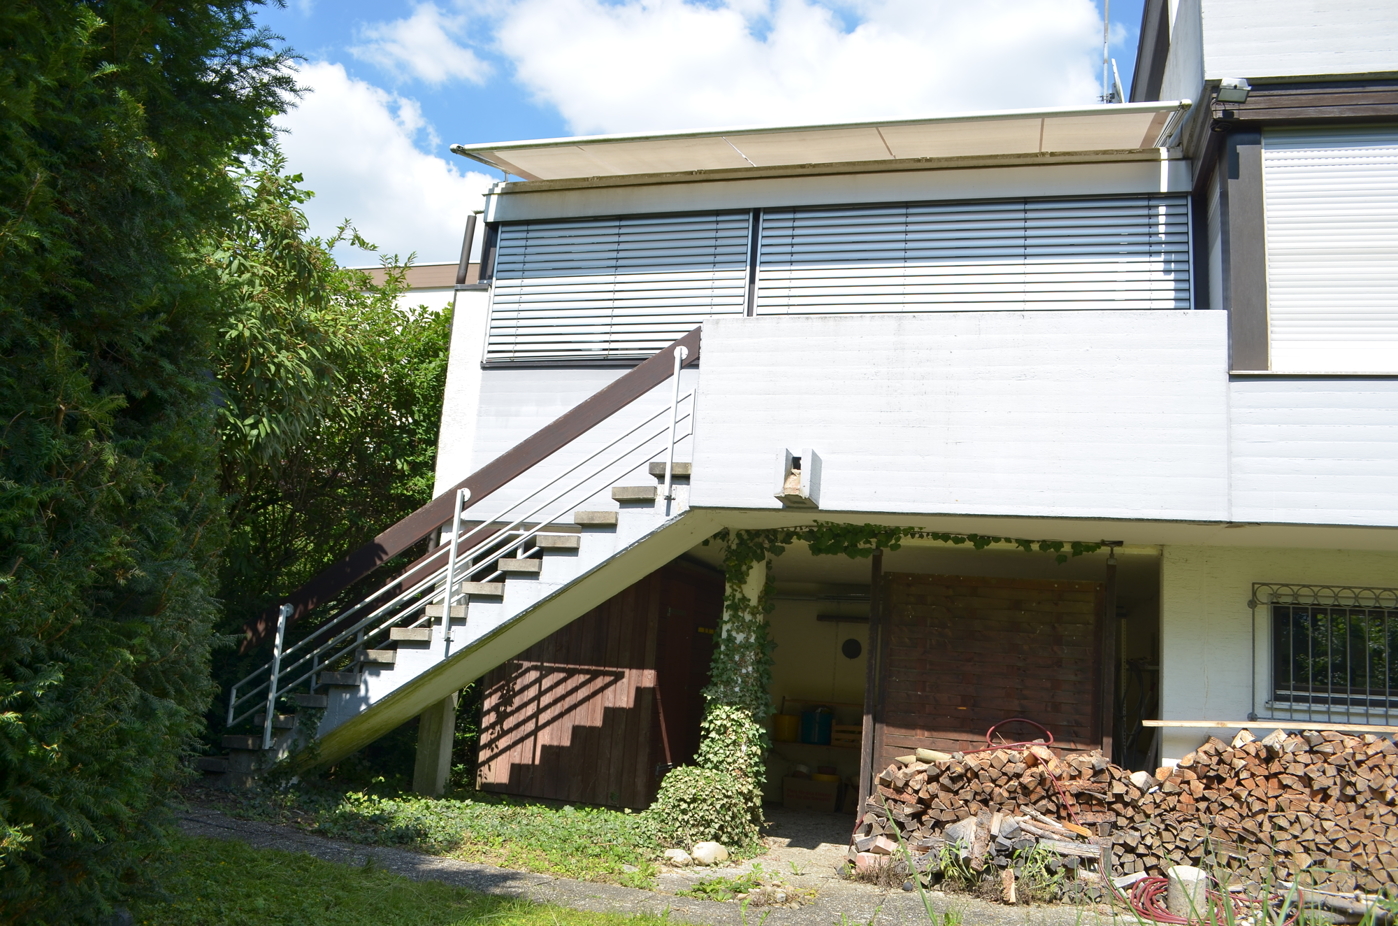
[450,101,1190,182]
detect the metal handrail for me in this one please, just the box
[226,392,694,717]
[227,373,696,734]
[240,328,701,653]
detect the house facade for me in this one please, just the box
[220,0,1397,811]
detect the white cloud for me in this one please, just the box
[275,62,495,264]
[352,3,491,86]
[490,0,1106,134]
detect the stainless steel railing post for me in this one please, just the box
[262,602,292,750]
[661,345,688,515]
[441,487,469,655]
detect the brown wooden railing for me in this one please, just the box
[241,327,702,651]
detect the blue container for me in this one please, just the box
[799,706,834,745]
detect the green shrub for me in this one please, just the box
[645,766,759,850]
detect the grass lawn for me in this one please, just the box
[190,784,660,888]
[131,835,675,926]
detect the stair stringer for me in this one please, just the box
[296,508,723,770]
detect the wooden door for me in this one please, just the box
[652,562,721,776]
[875,573,1104,769]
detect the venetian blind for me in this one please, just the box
[755,196,1191,314]
[485,212,751,363]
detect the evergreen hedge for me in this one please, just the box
[0,3,291,921]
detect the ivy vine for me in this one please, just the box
[646,523,1102,849]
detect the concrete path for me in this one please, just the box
[177,805,1121,926]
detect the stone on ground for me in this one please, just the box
[691,842,729,866]
[663,848,693,867]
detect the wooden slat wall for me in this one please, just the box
[476,562,720,808]
[877,573,1104,768]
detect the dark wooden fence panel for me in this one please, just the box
[876,573,1103,768]
[476,561,720,808]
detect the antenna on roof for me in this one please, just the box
[1101,0,1111,103]
[1111,58,1125,104]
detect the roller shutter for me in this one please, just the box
[1263,127,1398,373]
[756,196,1191,314]
[485,212,750,363]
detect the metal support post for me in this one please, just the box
[262,602,292,750]
[441,487,469,654]
[661,345,688,514]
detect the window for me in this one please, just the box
[1256,583,1398,723]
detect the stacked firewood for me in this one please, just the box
[855,729,1398,894]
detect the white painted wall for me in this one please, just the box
[1160,0,1206,103]
[1158,544,1398,762]
[1229,377,1398,526]
[487,158,1191,223]
[1204,166,1222,311]
[439,362,700,522]
[689,311,1231,522]
[433,289,492,497]
[398,288,455,317]
[1201,0,1398,80]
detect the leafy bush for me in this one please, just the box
[0,2,290,922]
[645,766,759,850]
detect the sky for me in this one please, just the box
[257,0,1146,265]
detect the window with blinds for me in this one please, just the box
[484,212,751,363]
[1263,127,1398,374]
[755,196,1191,314]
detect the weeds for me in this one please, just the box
[188,781,660,887]
[679,864,814,907]
[131,835,680,926]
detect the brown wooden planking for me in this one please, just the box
[883,705,1093,726]
[888,657,1095,678]
[889,640,1096,663]
[876,572,1104,768]
[476,561,720,808]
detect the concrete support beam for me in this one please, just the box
[412,693,458,797]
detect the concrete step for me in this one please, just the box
[318,671,361,688]
[390,626,433,643]
[253,712,296,730]
[222,735,262,751]
[497,557,542,574]
[648,461,692,478]
[534,533,581,550]
[574,510,618,527]
[612,485,657,502]
[440,581,504,598]
[195,756,230,773]
[358,648,397,665]
[290,693,328,709]
[424,603,467,619]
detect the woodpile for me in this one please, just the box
[852,730,1398,895]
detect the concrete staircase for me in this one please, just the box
[207,457,715,782]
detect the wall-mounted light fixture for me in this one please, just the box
[774,449,821,508]
[1216,77,1251,104]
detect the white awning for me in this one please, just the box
[451,102,1190,182]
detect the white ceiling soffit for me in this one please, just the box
[452,102,1189,182]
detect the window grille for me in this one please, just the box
[1254,583,1398,724]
